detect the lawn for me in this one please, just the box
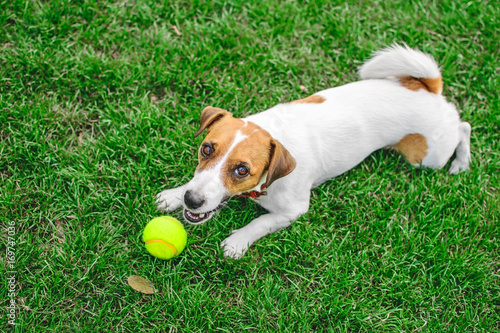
[1,0,499,331]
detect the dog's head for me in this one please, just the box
[181,106,296,224]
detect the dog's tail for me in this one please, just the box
[359,44,443,95]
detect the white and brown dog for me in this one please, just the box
[156,45,471,259]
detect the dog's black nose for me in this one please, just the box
[184,190,205,210]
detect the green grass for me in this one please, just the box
[1,0,499,331]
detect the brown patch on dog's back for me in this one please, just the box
[400,76,442,94]
[290,94,326,104]
[392,134,428,164]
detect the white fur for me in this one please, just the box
[359,44,441,80]
[157,45,471,259]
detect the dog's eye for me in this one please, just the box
[201,143,213,157]
[234,165,249,177]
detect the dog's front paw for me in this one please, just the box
[221,229,253,259]
[156,186,185,212]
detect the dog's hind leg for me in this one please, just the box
[449,122,471,174]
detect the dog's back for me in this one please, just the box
[247,44,471,187]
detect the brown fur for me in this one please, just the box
[290,94,326,104]
[265,139,296,187]
[421,77,443,94]
[196,115,244,171]
[223,129,274,194]
[393,134,428,164]
[194,106,231,138]
[194,108,296,195]
[399,76,442,95]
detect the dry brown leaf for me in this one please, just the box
[299,85,308,92]
[127,275,158,294]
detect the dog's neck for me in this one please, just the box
[235,171,268,199]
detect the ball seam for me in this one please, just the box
[145,239,178,256]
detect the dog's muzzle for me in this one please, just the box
[182,190,227,224]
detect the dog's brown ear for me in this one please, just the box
[265,139,296,188]
[194,106,231,138]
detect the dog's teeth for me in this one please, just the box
[199,213,205,218]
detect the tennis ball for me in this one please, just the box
[142,216,187,260]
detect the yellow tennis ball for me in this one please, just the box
[142,216,187,260]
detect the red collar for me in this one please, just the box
[235,184,267,199]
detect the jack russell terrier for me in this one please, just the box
[156,44,471,259]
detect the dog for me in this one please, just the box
[156,44,471,259]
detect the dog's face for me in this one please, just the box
[182,107,296,224]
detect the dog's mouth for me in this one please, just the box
[183,202,227,224]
